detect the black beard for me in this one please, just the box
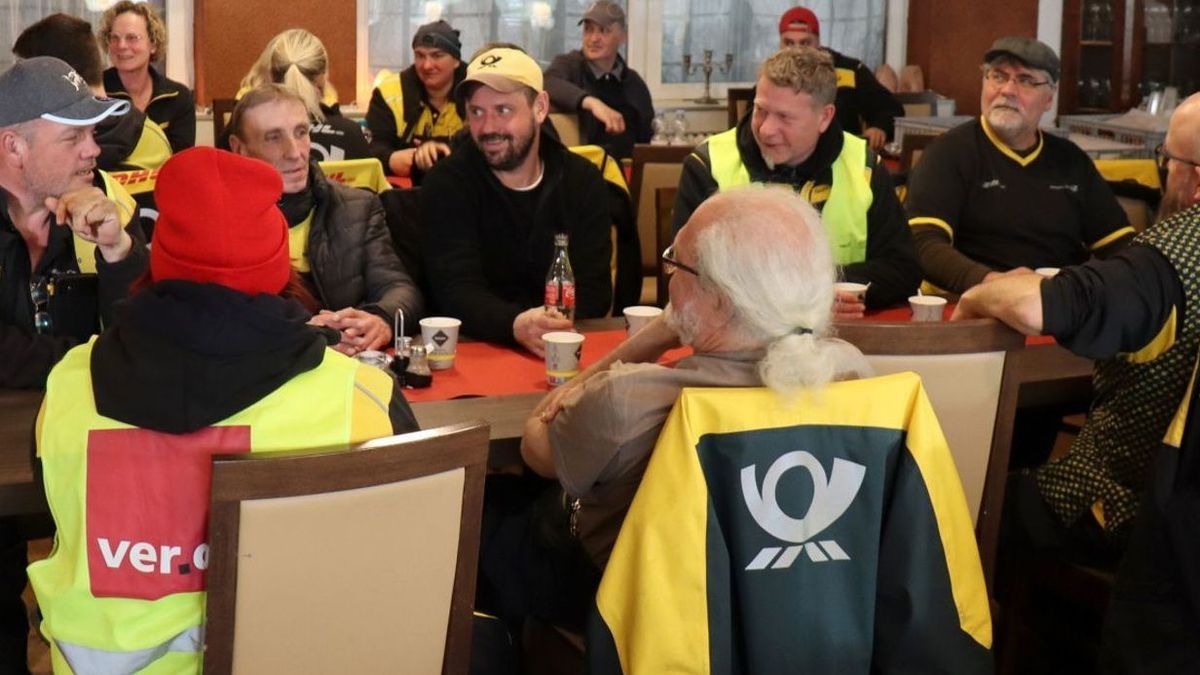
[475,129,536,172]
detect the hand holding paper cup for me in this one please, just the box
[544,331,585,386]
[909,295,947,322]
[623,305,663,336]
[419,317,462,370]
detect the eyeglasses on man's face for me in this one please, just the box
[1156,143,1200,171]
[983,67,1052,92]
[661,244,700,277]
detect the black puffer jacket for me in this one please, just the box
[304,163,424,323]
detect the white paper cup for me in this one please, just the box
[419,317,462,370]
[623,305,663,336]
[1035,267,1060,278]
[544,331,585,386]
[834,281,869,302]
[909,295,947,322]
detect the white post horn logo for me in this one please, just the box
[740,451,865,570]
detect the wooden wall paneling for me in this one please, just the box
[193,0,357,106]
[906,0,1040,116]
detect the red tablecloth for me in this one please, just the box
[402,329,691,402]
[866,305,1055,345]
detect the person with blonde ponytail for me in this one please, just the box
[480,187,871,630]
[232,29,369,161]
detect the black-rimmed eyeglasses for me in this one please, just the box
[29,277,52,335]
[661,244,700,277]
[1156,143,1200,171]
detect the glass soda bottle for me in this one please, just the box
[544,233,576,321]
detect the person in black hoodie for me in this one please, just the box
[27,147,416,672]
[421,46,613,357]
[12,12,171,171]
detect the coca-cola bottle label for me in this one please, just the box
[545,282,576,310]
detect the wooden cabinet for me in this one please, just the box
[1060,0,1136,113]
[1060,0,1200,114]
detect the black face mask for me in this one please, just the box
[278,185,315,227]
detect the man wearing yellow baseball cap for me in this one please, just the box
[420,46,613,356]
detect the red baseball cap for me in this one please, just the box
[778,7,819,36]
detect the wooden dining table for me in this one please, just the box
[0,316,1093,518]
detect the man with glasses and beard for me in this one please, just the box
[953,97,1200,662]
[420,46,612,356]
[906,37,1134,293]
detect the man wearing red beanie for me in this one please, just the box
[27,147,417,673]
[778,6,902,151]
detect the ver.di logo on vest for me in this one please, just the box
[740,450,865,571]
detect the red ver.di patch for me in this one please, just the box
[85,426,251,600]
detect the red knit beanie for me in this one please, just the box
[778,7,819,36]
[150,147,291,296]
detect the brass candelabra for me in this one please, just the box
[682,50,734,104]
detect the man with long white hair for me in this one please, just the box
[473,186,870,633]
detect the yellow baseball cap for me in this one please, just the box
[457,47,543,96]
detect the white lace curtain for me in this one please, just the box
[1,0,167,74]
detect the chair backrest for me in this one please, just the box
[590,374,992,671]
[212,98,237,142]
[654,186,677,307]
[834,318,1023,526]
[630,144,692,300]
[204,421,490,675]
[550,113,583,147]
[901,133,937,172]
[319,157,390,193]
[896,90,941,118]
[726,87,755,128]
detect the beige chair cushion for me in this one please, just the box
[636,162,686,274]
[550,113,582,147]
[230,468,465,674]
[863,352,1007,523]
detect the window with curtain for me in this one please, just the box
[0,0,168,73]
[660,0,887,84]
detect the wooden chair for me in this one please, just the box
[900,133,937,172]
[549,113,582,147]
[630,144,693,305]
[654,186,677,307]
[203,421,490,675]
[726,86,755,128]
[896,90,941,118]
[211,98,236,142]
[833,318,1025,592]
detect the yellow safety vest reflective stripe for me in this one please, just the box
[707,128,873,265]
[30,340,392,674]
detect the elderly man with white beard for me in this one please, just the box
[905,37,1135,293]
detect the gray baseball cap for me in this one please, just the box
[984,37,1060,83]
[0,56,129,128]
[579,0,626,28]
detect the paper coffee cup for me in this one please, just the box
[909,295,947,322]
[544,331,585,386]
[623,305,663,336]
[1035,267,1060,278]
[834,281,869,302]
[420,317,461,370]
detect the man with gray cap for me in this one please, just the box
[905,37,1133,293]
[0,56,146,389]
[0,55,146,674]
[421,46,612,356]
[367,19,468,182]
[545,0,653,159]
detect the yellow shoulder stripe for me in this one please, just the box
[1090,226,1136,250]
[1124,307,1177,365]
[909,216,954,239]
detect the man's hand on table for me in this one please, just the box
[833,289,866,320]
[309,308,392,356]
[982,267,1035,284]
[513,307,572,358]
